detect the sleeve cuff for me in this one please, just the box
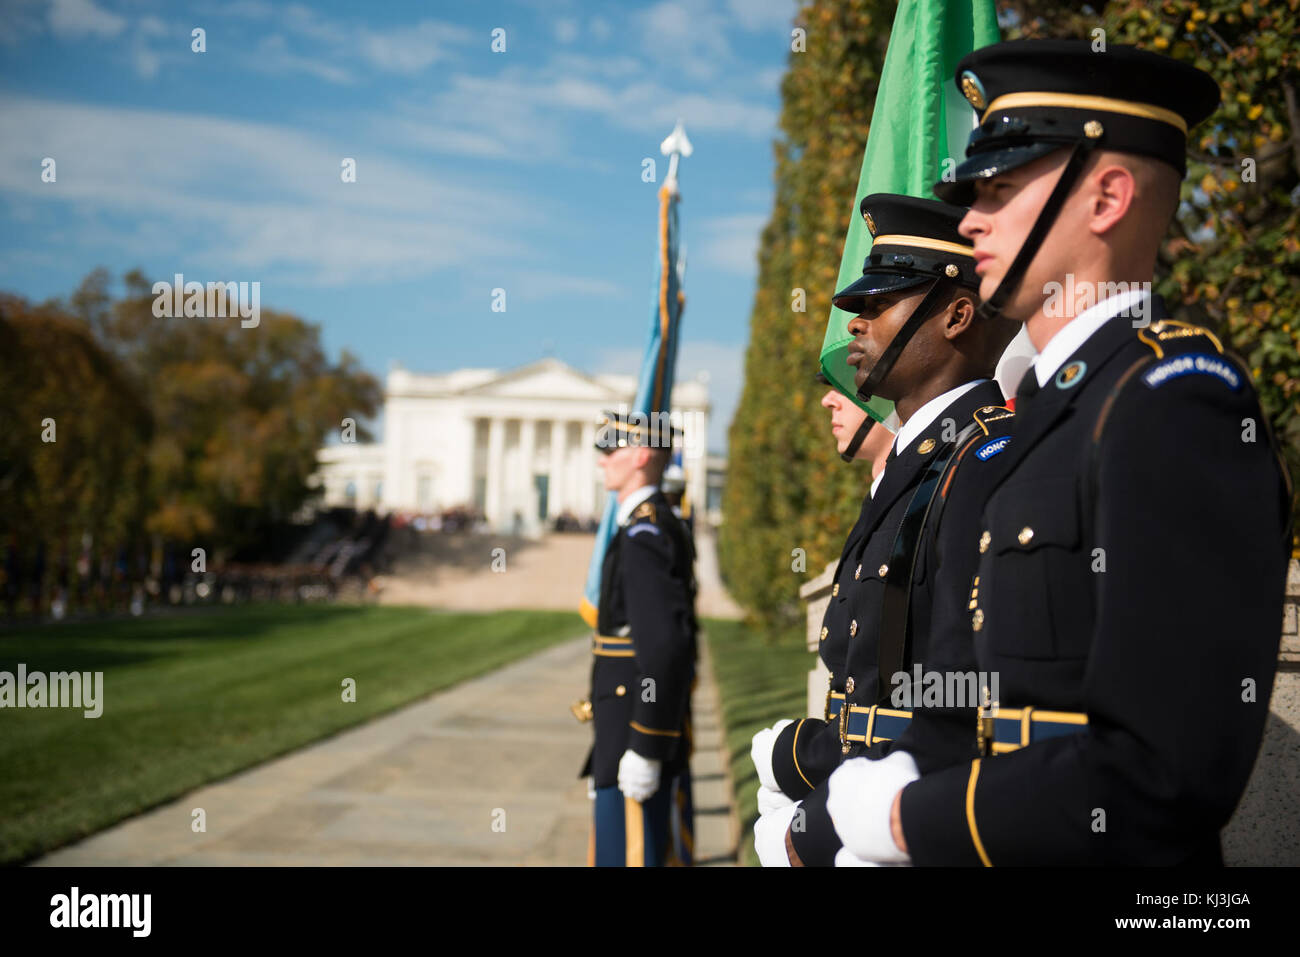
[627,720,682,761]
[899,760,989,867]
[788,784,843,866]
[771,718,820,799]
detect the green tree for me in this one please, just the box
[720,0,895,630]
[1103,0,1300,545]
[1,270,383,575]
[0,294,153,579]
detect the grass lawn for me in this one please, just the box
[702,618,809,867]
[0,604,584,865]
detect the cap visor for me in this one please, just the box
[932,142,1065,205]
[831,271,929,314]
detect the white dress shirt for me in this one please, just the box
[869,379,988,497]
[1032,288,1151,387]
[616,484,658,525]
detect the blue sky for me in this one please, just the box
[0,0,801,452]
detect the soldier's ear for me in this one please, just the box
[942,293,977,340]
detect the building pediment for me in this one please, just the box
[457,358,628,402]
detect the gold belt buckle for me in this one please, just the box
[976,687,997,756]
[976,711,994,756]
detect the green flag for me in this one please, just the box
[819,0,1000,423]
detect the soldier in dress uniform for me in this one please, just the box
[749,194,1021,865]
[824,40,1292,866]
[818,370,894,477]
[580,411,698,867]
[745,370,892,829]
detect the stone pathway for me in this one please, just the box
[375,528,743,621]
[34,634,737,867]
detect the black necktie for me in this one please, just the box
[1015,365,1041,402]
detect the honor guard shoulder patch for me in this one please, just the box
[1142,352,1243,391]
[1137,320,1225,359]
[626,500,660,537]
[972,405,1014,436]
[975,436,1011,460]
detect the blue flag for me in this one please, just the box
[580,124,690,627]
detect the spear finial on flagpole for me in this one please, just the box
[660,119,692,195]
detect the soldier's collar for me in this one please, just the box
[1032,287,1154,388]
[616,484,658,525]
[894,378,990,457]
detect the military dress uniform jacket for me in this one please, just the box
[782,380,1019,865]
[582,490,698,789]
[766,475,878,797]
[900,300,1292,866]
[771,382,1013,805]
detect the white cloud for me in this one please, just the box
[397,67,776,165]
[636,0,733,81]
[510,271,622,302]
[554,18,579,44]
[0,94,537,284]
[0,0,45,45]
[137,16,167,38]
[251,34,354,85]
[589,17,612,42]
[697,213,767,275]
[208,0,275,18]
[132,48,159,78]
[359,19,474,75]
[755,66,784,93]
[48,0,125,39]
[725,0,796,31]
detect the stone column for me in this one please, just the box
[520,418,537,533]
[581,419,598,519]
[486,417,505,528]
[800,561,836,719]
[548,419,566,520]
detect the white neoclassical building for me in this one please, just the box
[313,358,712,535]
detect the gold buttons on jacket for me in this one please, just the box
[846,677,856,694]
[1018,526,1034,545]
[849,619,858,637]
[917,438,936,454]
[832,583,839,596]
[615,685,627,696]
[972,609,984,632]
[855,564,862,580]
[979,530,991,553]
[878,563,889,578]
[820,626,828,642]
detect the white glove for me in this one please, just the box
[757,784,796,817]
[834,847,884,867]
[754,801,800,867]
[750,718,795,793]
[826,750,920,864]
[617,750,661,803]
[586,776,596,800]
